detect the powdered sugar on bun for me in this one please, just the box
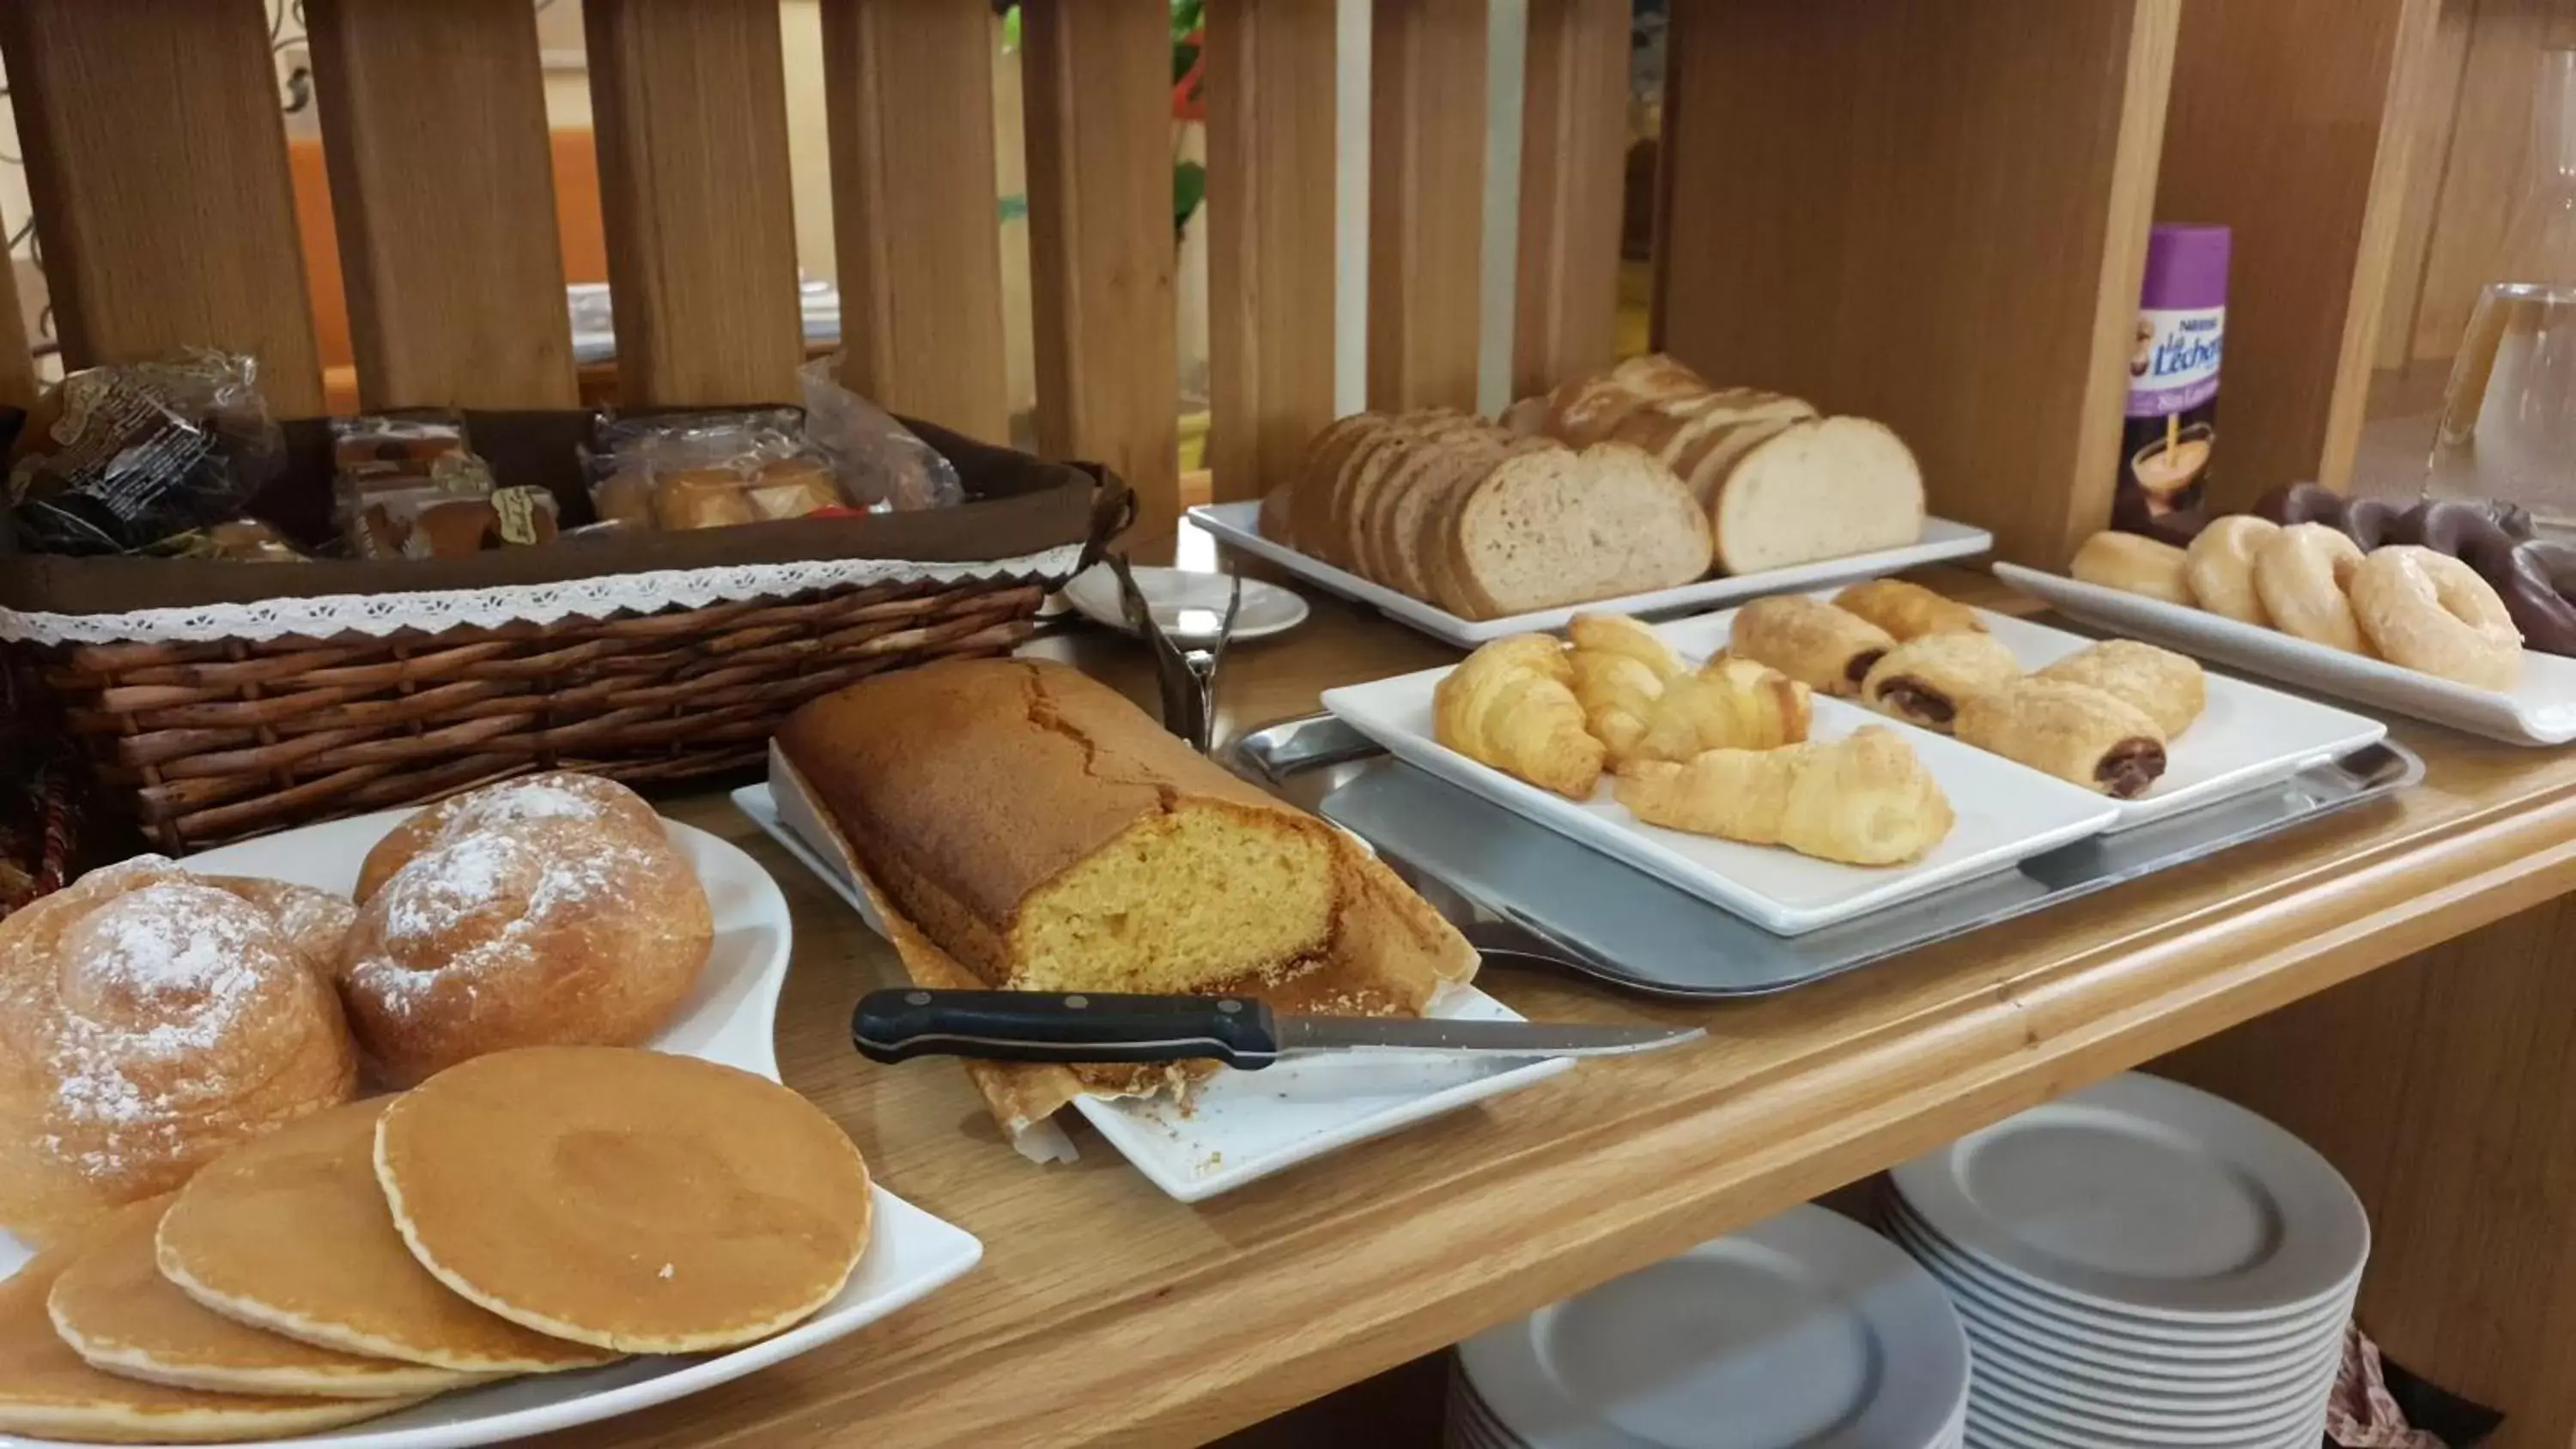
[343,816,713,1086]
[0,861,355,1246]
[354,773,666,904]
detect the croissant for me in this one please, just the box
[1624,658,1813,765]
[1568,651,1666,761]
[1567,613,1685,681]
[1435,635,1604,798]
[1615,726,1954,865]
[0,858,356,1247]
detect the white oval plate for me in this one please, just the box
[1457,1206,1971,1449]
[1889,1073,2367,1321]
[1060,562,1309,644]
[1996,559,2576,747]
[0,807,983,1449]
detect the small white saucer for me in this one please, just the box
[1060,562,1309,644]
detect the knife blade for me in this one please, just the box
[852,989,1700,1070]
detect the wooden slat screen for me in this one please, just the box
[0,0,325,417]
[1368,0,1488,412]
[306,0,578,410]
[584,0,805,407]
[1205,0,1341,505]
[822,0,1012,443]
[1021,0,1182,549]
[0,1,1647,545]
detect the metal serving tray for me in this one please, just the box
[1225,715,2422,1000]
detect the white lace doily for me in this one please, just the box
[0,543,1087,648]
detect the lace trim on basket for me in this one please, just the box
[0,543,1089,647]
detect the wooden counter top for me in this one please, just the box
[563,573,2576,1449]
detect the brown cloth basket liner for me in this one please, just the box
[4,415,1132,853]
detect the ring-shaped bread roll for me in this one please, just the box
[2349,545,2524,690]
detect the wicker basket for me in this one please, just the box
[4,422,1127,854]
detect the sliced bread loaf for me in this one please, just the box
[1612,388,1817,470]
[1348,412,1485,583]
[1447,441,1711,616]
[1289,413,1386,558]
[1709,417,1926,574]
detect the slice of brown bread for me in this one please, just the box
[1358,415,1503,587]
[1256,481,1294,541]
[1710,417,1927,574]
[1340,411,1480,581]
[1309,414,1415,569]
[1452,441,1712,615]
[1289,413,1386,558]
[1382,430,1515,601]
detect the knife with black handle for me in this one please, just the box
[852,989,1699,1069]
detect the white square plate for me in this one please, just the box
[1654,600,2391,833]
[1186,500,1994,647]
[1996,561,2576,747]
[0,809,983,1449]
[732,781,1576,1203]
[1321,664,2119,937]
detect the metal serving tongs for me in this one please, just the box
[1108,551,1242,754]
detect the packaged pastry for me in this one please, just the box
[6,349,284,555]
[583,409,858,531]
[331,412,554,560]
[798,357,964,512]
[145,518,309,563]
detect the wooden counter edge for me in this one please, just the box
[657,777,2576,1449]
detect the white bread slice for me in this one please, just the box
[1709,416,1927,574]
[1673,414,1808,512]
[1380,432,1504,599]
[1545,355,1710,446]
[1419,437,1552,615]
[1613,389,1818,470]
[1451,441,1712,616]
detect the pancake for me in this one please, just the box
[50,1195,481,1398]
[375,1047,872,1354]
[0,1219,414,1444]
[155,1097,615,1374]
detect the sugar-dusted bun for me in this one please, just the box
[343,818,713,1086]
[203,877,355,988]
[355,773,667,903]
[0,859,356,1247]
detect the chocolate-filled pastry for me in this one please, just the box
[2036,640,2205,738]
[2492,539,2576,658]
[1833,579,1984,641]
[1729,596,1895,697]
[1861,633,2023,733]
[1956,678,2168,799]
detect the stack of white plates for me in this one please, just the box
[1451,1204,1970,1449]
[1883,1073,2369,1449]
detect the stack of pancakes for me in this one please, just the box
[0,1048,874,1445]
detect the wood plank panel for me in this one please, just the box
[2374,0,2480,375]
[1513,0,1630,401]
[584,0,805,406]
[1205,0,1340,505]
[2155,0,2435,506]
[0,0,324,416]
[2159,893,2576,1446]
[306,0,577,410]
[0,249,39,413]
[1021,0,1180,552]
[821,0,1010,442]
[1369,0,1487,411]
[1655,0,2180,569]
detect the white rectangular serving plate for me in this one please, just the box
[732,781,1574,1203]
[1185,499,1993,647]
[0,807,983,1449]
[1319,670,2121,937]
[1655,600,2391,833]
[1996,561,2576,748]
